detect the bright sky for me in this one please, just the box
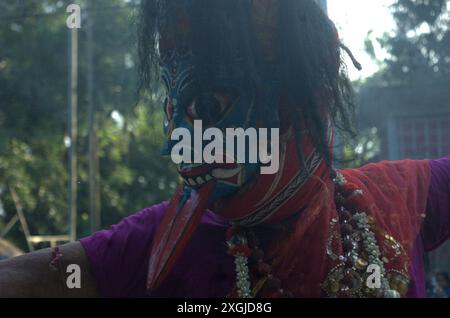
[327,0,396,80]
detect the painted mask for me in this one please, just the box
[160,47,281,204]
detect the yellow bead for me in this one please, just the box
[355,258,368,270]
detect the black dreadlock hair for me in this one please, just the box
[138,0,357,167]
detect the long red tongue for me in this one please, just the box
[147,180,216,292]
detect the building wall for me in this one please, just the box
[359,84,450,276]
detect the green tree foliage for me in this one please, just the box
[0,0,177,250]
[367,0,450,86]
[345,0,450,168]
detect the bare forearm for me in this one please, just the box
[0,242,98,297]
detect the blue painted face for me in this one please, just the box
[160,48,280,203]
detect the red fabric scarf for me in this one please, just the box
[255,159,431,297]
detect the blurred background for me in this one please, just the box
[0,0,448,296]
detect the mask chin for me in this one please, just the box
[203,162,261,207]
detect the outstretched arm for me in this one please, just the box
[422,156,450,251]
[0,241,97,297]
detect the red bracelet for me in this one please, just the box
[49,246,63,271]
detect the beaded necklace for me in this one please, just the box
[225,170,401,298]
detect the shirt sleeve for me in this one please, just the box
[79,202,167,297]
[421,157,450,251]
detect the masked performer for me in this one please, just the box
[0,0,449,298]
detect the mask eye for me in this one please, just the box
[193,88,238,126]
[214,92,232,114]
[186,99,199,120]
[164,97,174,121]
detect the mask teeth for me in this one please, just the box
[184,174,213,187]
[177,163,203,171]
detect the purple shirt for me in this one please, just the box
[80,158,450,298]
[80,203,234,297]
